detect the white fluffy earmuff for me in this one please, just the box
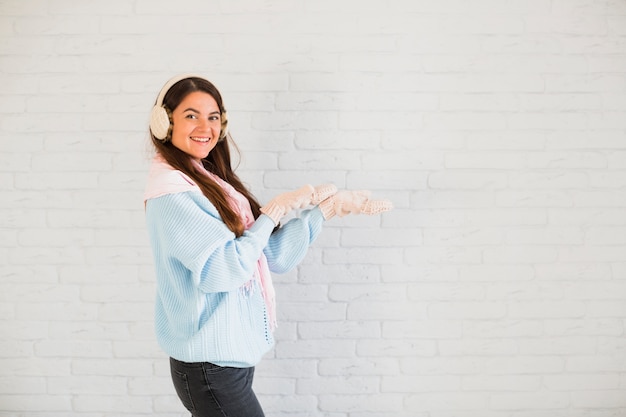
[149,74,229,142]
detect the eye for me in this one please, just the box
[209,115,220,122]
[185,114,197,119]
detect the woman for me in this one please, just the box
[143,74,391,416]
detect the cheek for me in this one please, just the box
[171,120,192,140]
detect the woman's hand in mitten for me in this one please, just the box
[318,190,393,220]
[261,184,337,225]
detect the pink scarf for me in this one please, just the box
[144,154,277,330]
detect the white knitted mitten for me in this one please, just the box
[318,190,393,220]
[261,184,337,225]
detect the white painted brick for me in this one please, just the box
[73,395,153,413]
[401,356,482,375]
[520,93,602,111]
[253,377,295,395]
[299,264,381,284]
[406,246,483,265]
[409,283,485,301]
[59,265,141,284]
[587,301,626,317]
[424,227,503,246]
[547,131,626,150]
[152,395,189,414]
[549,208,626,226]
[469,132,547,151]
[483,355,565,374]
[0,265,58,284]
[483,246,558,263]
[509,301,586,318]
[128,376,174,395]
[278,302,346,322]
[381,375,461,394]
[277,150,360,170]
[0,152,31,172]
[486,282,562,300]
[559,246,626,263]
[0,376,46,394]
[34,340,112,358]
[383,321,463,339]
[298,321,380,339]
[80,284,154,303]
[275,283,327,303]
[347,170,426,191]
[363,151,443,170]
[324,247,403,265]
[99,302,153,322]
[348,301,425,321]
[572,190,626,207]
[261,170,346,192]
[497,190,573,207]
[341,228,418,248]
[275,340,355,359]
[112,340,164,359]
[438,339,518,356]
[0,395,72,412]
[261,394,318,413]
[446,152,527,169]
[427,302,507,320]
[548,317,622,338]
[328,283,407,302]
[295,130,380,150]
[462,375,542,391]
[340,110,422,130]
[276,92,355,111]
[567,355,626,372]
[459,265,535,281]
[256,359,318,378]
[319,393,404,413]
[405,392,488,412]
[519,337,597,355]
[1,0,625,415]
[48,376,127,395]
[0,358,70,377]
[318,357,399,376]
[563,281,626,300]
[413,190,495,208]
[72,358,153,377]
[383,131,465,151]
[571,390,626,408]
[297,376,379,395]
[490,392,570,410]
[15,172,99,190]
[505,227,584,244]
[428,171,507,189]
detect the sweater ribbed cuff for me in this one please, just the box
[318,197,336,220]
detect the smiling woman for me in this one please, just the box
[142,74,392,417]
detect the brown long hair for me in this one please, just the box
[150,77,262,237]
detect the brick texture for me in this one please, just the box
[1,0,626,416]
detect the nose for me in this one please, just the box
[197,117,211,131]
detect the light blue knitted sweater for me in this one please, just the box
[145,189,324,367]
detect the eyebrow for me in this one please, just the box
[182,108,220,115]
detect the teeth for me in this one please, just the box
[191,137,210,142]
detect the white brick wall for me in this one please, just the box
[1,0,625,415]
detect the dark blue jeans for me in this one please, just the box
[170,358,265,417]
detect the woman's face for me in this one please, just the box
[170,91,222,161]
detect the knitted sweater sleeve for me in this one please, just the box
[263,207,325,274]
[145,191,276,293]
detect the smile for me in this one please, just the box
[190,136,211,143]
